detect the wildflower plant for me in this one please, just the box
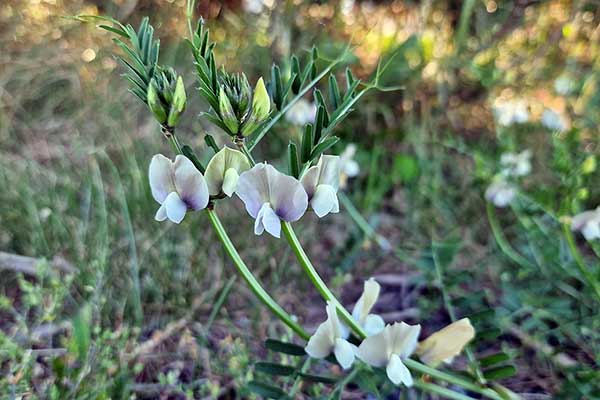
[82,7,523,399]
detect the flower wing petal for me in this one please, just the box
[163,192,187,224]
[222,168,240,197]
[255,202,281,238]
[310,184,339,218]
[334,338,356,369]
[386,354,413,387]
[305,321,334,359]
[154,204,168,222]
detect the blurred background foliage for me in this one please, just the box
[1,0,599,398]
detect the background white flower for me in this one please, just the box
[305,302,356,369]
[485,180,517,208]
[541,109,568,132]
[339,144,360,189]
[285,99,317,126]
[352,278,385,336]
[301,155,341,218]
[493,99,529,127]
[236,163,308,238]
[500,150,532,177]
[571,207,600,241]
[149,154,209,224]
[357,322,421,386]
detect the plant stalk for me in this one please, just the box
[281,221,368,339]
[562,223,600,304]
[206,208,310,340]
[486,202,536,269]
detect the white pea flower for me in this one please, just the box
[571,207,600,241]
[352,278,385,336]
[416,318,475,367]
[339,144,360,189]
[356,322,421,387]
[300,155,341,218]
[149,154,209,224]
[285,99,317,126]
[305,302,356,369]
[485,180,516,208]
[500,150,532,177]
[242,0,264,14]
[204,147,251,197]
[236,163,308,238]
[493,99,529,127]
[554,75,574,95]
[541,109,568,132]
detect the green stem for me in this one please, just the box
[432,241,486,385]
[455,0,476,52]
[404,360,504,400]
[281,221,368,339]
[486,202,536,269]
[206,208,310,340]
[166,129,308,340]
[562,224,600,304]
[413,381,478,400]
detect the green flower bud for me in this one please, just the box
[582,155,596,175]
[167,76,187,127]
[252,77,270,121]
[147,79,167,124]
[576,187,589,200]
[239,78,271,137]
[173,76,187,113]
[219,87,239,134]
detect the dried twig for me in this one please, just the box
[0,251,76,276]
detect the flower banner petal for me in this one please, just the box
[149,154,175,204]
[173,155,209,210]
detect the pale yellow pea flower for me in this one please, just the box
[416,318,475,367]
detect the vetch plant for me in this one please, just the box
[86,9,522,399]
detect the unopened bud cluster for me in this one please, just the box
[147,66,187,128]
[218,72,270,137]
